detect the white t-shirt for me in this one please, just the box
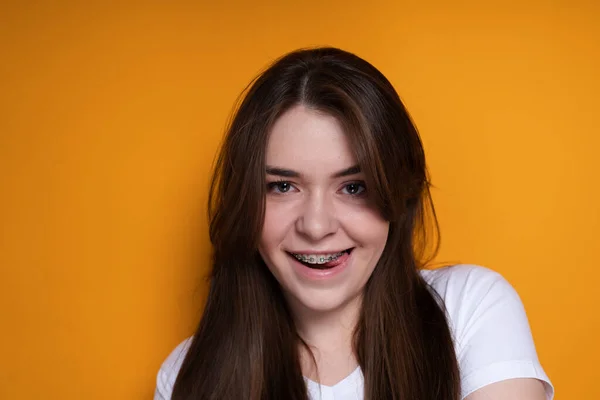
[154,264,554,399]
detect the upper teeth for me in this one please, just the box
[292,252,344,264]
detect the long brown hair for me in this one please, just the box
[172,47,460,399]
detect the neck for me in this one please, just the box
[287,293,363,383]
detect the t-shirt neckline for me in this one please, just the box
[304,365,362,390]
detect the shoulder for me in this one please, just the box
[419,263,516,317]
[154,337,193,400]
[419,263,507,299]
[419,264,517,347]
[419,264,554,399]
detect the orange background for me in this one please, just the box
[1,1,598,399]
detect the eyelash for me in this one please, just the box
[266,180,367,197]
[266,180,294,194]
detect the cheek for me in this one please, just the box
[342,206,389,248]
[260,202,295,251]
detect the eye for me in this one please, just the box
[342,182,366,196]
[267,181,295,194]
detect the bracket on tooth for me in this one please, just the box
[294,253,341,264]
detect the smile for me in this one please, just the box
[288,248,353,265]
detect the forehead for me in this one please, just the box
[266,105,356,173]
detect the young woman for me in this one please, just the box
[154,47,554,399]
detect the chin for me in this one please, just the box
[287,285,361,314]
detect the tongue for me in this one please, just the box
[307,251,350,269]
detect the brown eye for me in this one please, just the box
[343,182,366,196]
[267,181,293,193]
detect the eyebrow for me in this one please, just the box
[266,164,361,179]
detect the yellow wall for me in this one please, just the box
[1,1,598,398]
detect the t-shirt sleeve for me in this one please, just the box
[154,337,193,400]
[424,265,554,399]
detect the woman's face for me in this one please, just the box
[258,104,390,315]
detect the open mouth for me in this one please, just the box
[287,248,354,269]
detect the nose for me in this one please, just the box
[295,191,339,241]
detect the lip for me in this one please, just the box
[287,248,354,281]
[286,248,352,255]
